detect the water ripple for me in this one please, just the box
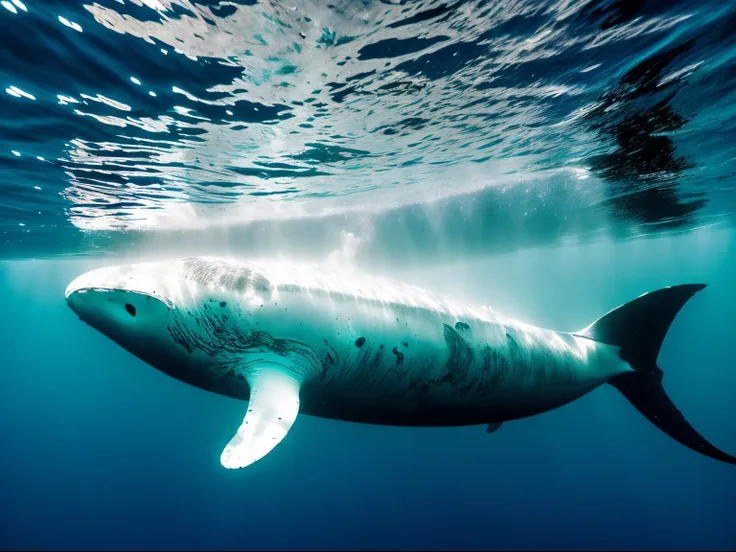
[1,0,735,258]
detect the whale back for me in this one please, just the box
[176,256,504,325]
[180,257,273,295]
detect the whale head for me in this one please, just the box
[65,262,182,366]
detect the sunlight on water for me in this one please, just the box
[1,0,735,257]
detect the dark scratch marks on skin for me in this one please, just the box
[477,346,492,394]
[486,346,510,392]
[321,340,340,380]
[506,332,523,380]
[441,324,474,383]
[400,325,478,401]
[401,341,408,348]
[177,335,194,354]
[392,346,405,366]
[167,306,322,381]
[337,353,353,381]
[321,351,335,379]
[354,341,384,384]
[401,354,443,408]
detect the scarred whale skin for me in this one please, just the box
[66,256,627,427]
[66,256,736,469]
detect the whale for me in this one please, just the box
[65,256,736,469]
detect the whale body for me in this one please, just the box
[65,257,736,469]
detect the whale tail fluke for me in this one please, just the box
[578,284,736,465]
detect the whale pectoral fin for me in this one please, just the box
[486,422,503,434]
[220,369,301,470]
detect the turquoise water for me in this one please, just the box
[1,228,735,549]
[2,0,736,549]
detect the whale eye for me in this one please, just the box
[125,304,136,317]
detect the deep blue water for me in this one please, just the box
[2,0,736,550]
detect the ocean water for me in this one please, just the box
[1,0,736,550]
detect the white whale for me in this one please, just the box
[65,257,736,469]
